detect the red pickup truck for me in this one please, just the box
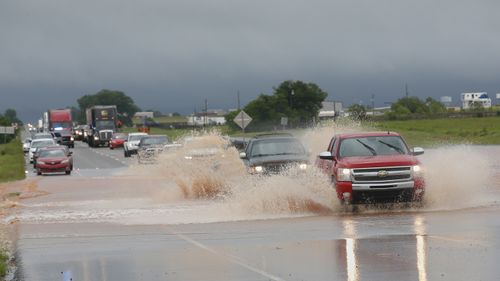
[316,132,425,204]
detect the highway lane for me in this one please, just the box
[10,142,500,280]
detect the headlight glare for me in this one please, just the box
[299,163,308,170]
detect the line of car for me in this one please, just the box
[23,132,73,176]
[25,127,427,206]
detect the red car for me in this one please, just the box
[316,132,425,204]
[109,133,127,149]
[35,146,73,175]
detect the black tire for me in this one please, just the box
[124,150,130,157]
[37,170,42,176]
[65,170,71,175]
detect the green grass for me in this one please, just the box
[0,139,26,183]
[0,250,7,278]
[373,116,500,147]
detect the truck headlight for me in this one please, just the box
[412,165,422,176]
[336,168,352,182]
[299,163,308,170]
[70,137,74,141]
[94,136,99,140]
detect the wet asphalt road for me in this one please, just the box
[11,140,500,281]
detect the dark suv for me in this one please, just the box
[239,134,309,174]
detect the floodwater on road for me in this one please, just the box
[7,135,500,281]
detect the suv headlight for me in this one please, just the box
[94,136,99,140]
[37,161,45,165]
[336,168,352,182]
[250,166,264,173]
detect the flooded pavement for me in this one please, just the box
[8,142,500,280]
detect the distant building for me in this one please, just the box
[461,92,492,109]
[319,101,343,119]
[188,110,227,126]
[133,112,154,119]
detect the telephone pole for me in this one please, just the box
[405,83,409,98]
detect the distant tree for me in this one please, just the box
[347,104,367,120]
[241,80,327,129]
[172,112,181,117]
[391,97,428,114]
[385,96,447,120]
[425,97,446,114]
[3,108,23,125]
[77,89,140,126]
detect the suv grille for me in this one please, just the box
[352,166,412,183]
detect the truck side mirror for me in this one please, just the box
[239,152,247,159]
[319,151,334,160]
[412,147,424,156]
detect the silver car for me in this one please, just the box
[28,138,57,163]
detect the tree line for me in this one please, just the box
[225,80,328,130]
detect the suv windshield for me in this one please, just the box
[339,136,409,157]
[140,136,168,146]
[249,138,306,157]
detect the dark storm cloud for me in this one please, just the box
[1,0,500,121]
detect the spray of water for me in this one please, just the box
[9,126,500,225]
[421,145,498,210]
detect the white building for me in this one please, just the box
[319,101,343,119]
[133,112,154,119]
[461,92,492,109]
[187,111,226,126]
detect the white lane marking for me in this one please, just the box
[174,232,286,281]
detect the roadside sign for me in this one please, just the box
[233,111,252,129]
[280,117,288,126]
[0,126,15,134]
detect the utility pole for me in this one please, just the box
[204,99,208,128]
[237,91,247,141]
[405,83,409,98]
[371,94,375,116]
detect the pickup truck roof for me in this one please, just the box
[337,131,401,140]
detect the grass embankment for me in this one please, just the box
[0,139,25,183]
[374,116,500,147]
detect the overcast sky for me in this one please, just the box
[1,0,500,121]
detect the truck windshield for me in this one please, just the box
[52,122,72,130]
[339,136,409,157]
[96,120,115,129]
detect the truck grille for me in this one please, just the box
[352,188,414,203]
[99,131,112,141]
[352,166,412,183]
